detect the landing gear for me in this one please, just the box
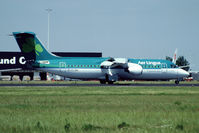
[100,80,114,84]
[108,81,114,84]
[100,74,118,85]
[100,80,106,84]
[175,80,179,85]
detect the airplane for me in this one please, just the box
[172,48,190,71]
[172,48,177,64]
[12,32,189,84]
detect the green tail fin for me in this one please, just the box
[13,32,58,61]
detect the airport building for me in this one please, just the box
[0,51,102,81]
[190,71,199,81]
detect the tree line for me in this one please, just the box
[166,56,190,71]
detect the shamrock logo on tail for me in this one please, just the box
[35,44,43,56]
[21,38,43,56]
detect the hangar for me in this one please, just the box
[0,51,102,81]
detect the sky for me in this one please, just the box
[0,0,199,70]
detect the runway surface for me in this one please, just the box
[0,83,199,87]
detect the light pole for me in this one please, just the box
[45,8,52,51]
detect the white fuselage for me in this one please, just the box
[36,67,189,81]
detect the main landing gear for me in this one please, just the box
[100,80,106,84]
[100,80,114,84]
[100,74,117,84]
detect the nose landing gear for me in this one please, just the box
[175,80,179,85]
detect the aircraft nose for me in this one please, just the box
[178,69,189,78]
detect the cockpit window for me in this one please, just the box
[107,58,115,62]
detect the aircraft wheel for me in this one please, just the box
[108,81,114,84]
[100,80,106,84]
[175,80,179,85]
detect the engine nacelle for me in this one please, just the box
[127,63,143,75]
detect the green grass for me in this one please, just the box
[0,86,199,133]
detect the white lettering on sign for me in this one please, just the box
[0,56,26,65]
[0,57,16,64]
[19,57,26,64]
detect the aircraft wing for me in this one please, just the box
[100,57,128,69]
[179,65,190,71]
[100,57,143,75]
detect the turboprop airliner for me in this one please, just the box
[13,32,189,84]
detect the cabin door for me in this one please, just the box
[59,62,66,73]
[161,63,167,73]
